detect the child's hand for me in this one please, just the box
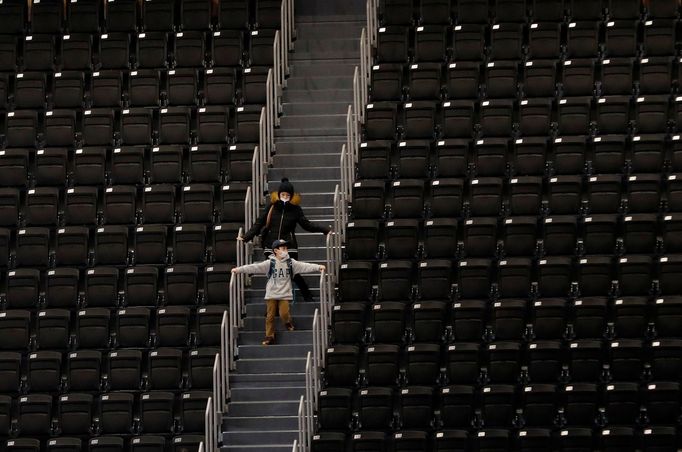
[231,267,238,274]
[319,265,326,272]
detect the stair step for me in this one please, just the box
[291,62,358,78]
[282,88,354,103]
[230,386,306,402]
[286,76,354,91]
[274,140,344,153]
[226,400,301,417]
[297,14,366,23]
[275,127,347,138]
[270,166,341,180]
[229,372,306,385]
[296,21,364,40]
[223,416,298,431]
[272,152,341,167]
[242,315,314,331]
[221,445,294,452]
[245,301,320,316]
[224,430,299,446]
[238,330,313,345]
[267,179,341,193]
[248,273,323,289]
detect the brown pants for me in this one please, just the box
[265,299,292,338]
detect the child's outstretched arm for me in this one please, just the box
[291,259,326,274]
[231,260,271,275]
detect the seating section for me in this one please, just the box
[319,0,682,450]
[0,0,282,450]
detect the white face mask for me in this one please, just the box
[280,193,291,203]
[277,251,289,260]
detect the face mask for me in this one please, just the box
[277,251,289,260]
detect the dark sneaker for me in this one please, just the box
[285,322,295,331]
[261,336,275,345]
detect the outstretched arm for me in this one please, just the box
[241,204,270,242]
[297,207,331,235]
[291,259,325,274]
[231,260,271,275]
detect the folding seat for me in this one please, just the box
[5,268,39,309]
[22,34,55,71]
[451,299,487,341]
[178,391,210,433]
[107,350,142,390]
[143,0,174,31]
[608,339,645,381]
[537,256,572,297]
[5,439,40,452]
[647,0,679,17]
[195,306,225,347]
[501,216,537,257]
[595,96,631,134]
[419,0,452,24]
[546,175,583,215]
[140,185,175,225]
[323,345,360,387]
[62,188,97,227]
[47,437,84,452]
[388,179,425,218]
[423,219,458,260]
[69,0,102,33]
[626,173,661,213]
[560,384,599,428]
[412,26,445,63]
[97,33,131,69]
[172,225,205,264]
[498,259,534,299]
[429,179,464,219]
[508,177,542,216]
[124,266,159,306]
[81,109,115,146]
[518,99,552,137]
[561,60,595,97]
[566,22,600,59]
[120,108,153,145]
[529,298,566,340]
[603,381,641,426]
[26,350,62,392]
[110,147,144,185]
[370,301,406,343]
[0,36,18,74]
[378,0,414,25]
[0,352,21,393]
[158,106,191,145]
[650,338,682,382]
[188,347,219,388]
[479,384,515,427]
[94,226,129,266]
[22,187,59,227]
[173,31,204,67]
[474,430,513,451]
[645,57,675,97]
[181,0,211,30]
[130,436,167,452]
[0,0,26,34]
[600,22,638,60]
[412,300,448,342]
[196,106,229,143]
[0,73,8,110]
[149,146,183,184]
[402,101,437,139]
[331,303,366,344]
[338,261,375,303]
[0,309,30,351]
[598,58,634,96]
[458,258,493,299]
[351,181,386,220]
[211,223,241,264]
[202,68,235,106]
[178,184,213,223]
[156,306,190,346]
[377,260,413,300]
[13,72,46,109]
[33,148,67,187]
[57,393,93,435]
[642,19,676,57]
[0,150,29,189]
[169,436,203,452]
[666,174,682,211]
[433,140,468,177]
[437,385,475,429]
[456,0,490,23]
[210,30,243,67]
[576,255,613,297]
[202,264,231,306]
[557,97,592,135]
[356,387,394,430]
[116,307,151,347]
[591,135,626,174]
[375,26,409,64]
[349,432,387,452]
[138,393,174,436]
[585,174,622,214]
[489,23,523,61]
[99,392,134,434]
[468,177,503,216]
[148,348,182,390]
[357,140,391,180]
[88,437,125,452]
[5,111,38,147]
[618,253,654,295]
[629,134,665,173]
[653,295,682,338]
[638,427,678,451]
[60,34,93,70]
[17,394,52,436]
[36,308,71,349]
[166,68,197,106]
[635,95,669,134]
[396,386,434,429]
[658,254,682,296]
[489,299,526,340]
[445,62,480,99]
[463,217,498,257]
[15,227,50,268]
[132,225,166,265]
[551,136,586,175]
[407,63,441,100]
[581,214,617,255]
[441,101,475,137]
[611,295,648,339]
[182,145,220,183]
[218,183,250,224]
[135,32,168,68]
[405,344,441,385]
[452,24,485,61]
[75,309,110,350]
[103,186,137,225]
[248,29,277,66]
[85,267,119,308]
[661,214,682,255]
[164,265,198,305]
[127,70,159,107]
[486,341,522,383]
[528,340,563,382]
[529,0,564,21]
[88,70,122,108]
[480,101,513,137]
[364,102,398,140]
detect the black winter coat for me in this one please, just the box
[243,192,329,252]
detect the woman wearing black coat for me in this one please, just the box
[238,178,331,302]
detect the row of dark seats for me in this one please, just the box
[0,305,225,351]
[374,20,682,65]
[0,147,255,188]
[311,426,679,452]
[0,0,281,34]
[379,0,674,27]
[362,97,681,141]
[0,436,202,452]
[371,58,681,102]
[0,30,276,72]
[0,68,262,110]
[349,174,682,220]
[0,106,262,148]
[0,347,219,393]
[0,390,209,436]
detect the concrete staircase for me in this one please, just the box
[220,9,364,452]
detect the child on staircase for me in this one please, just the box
[231,239,325,345]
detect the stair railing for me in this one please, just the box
[198,441,205,452]
[204,396,215,452]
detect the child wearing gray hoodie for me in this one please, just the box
[232,239,325,345]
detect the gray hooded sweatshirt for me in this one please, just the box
[234,254,322,300]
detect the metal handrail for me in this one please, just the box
[198,442,205,452]
[204,397,214,452]
[220,311,230,403]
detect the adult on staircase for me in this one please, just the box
[238,177,332,302]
